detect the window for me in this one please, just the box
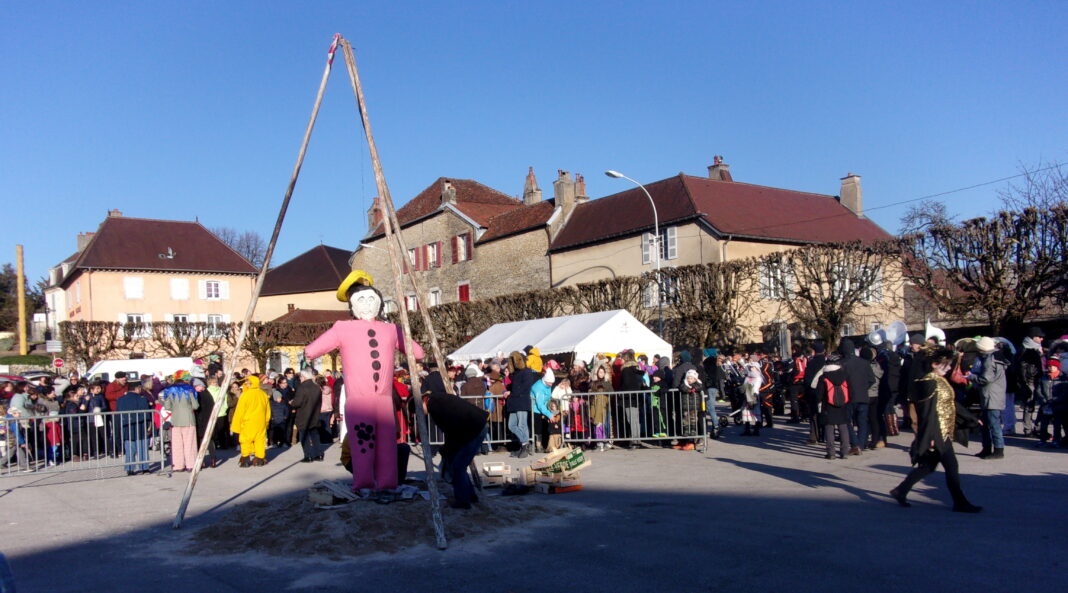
[641,226,678,264]
[199,279,229,300]
[841,323,855,337]
[641,282,657,309]
[861,267,883,303]
[206,314,224,337]
[452,232,473,263]
[124,276,144,299]
[124,313,150,339]
[173,314,189,324]
[428,288,442,307]
[74,281,81,305]
[759,262,791,300]
[407,248,418,272]
[383,299,397,315]
[457,282,470,303]
[404,294,419,311]
[170,278,190,300]
[426,242,442,269]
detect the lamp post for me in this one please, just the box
[605,170,663,336]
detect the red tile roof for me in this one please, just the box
[478,199,557,243]
[261,244,352,297]
[271,308,350,323]
[63,216,256,285]
[366,177,521,239]
[550,173,892,251]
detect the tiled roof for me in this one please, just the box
[271,308,350,323]
[478,199,557,243]
[261,245,352,296]
[550,174,892,251]
[63,216,256,285]
[366,177,521,239]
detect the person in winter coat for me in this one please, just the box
[231,375,271,467]
[525,346,544,374]
[116,383,152,475]
[588,363,613,450]
[505,351,536,458]
[973,337,1008,459]
[890,348,982,513]
[424,390,488,509]
[1017,326,1046,436]
[290,369,323,463]
[192,378,217,469]
[531,369,555,453]
[876,342,902,440]
[618,351,647,443]
[162,371,199,472]
[837,338,876,456]
[268,391,290,447]
[814,353,852,459]
[484,369,506,449]
[802,343,827,443]
[860,347,885,449]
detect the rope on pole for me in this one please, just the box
[172,33,342,529]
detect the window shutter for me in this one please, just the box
[170,278,190,300]
[451,236,459,264]
[423,245,430,270]
[118,313,127,322]
[197,280,208,299]
[666,227,678,260]
[143,313,152,323]
[436,241,443,267]
[124,276,144,299]
[222,314,231,323]
[465,232,473,261]
[164,313,174,322]
[220,280,230,300]
[641,233,651,265]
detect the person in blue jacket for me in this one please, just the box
[531,369,556,453]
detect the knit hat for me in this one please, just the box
[173,370,191,383]
[976,336,997,353]
[909,333,925,346]
[543,369,556,385]
[465,366,480,378]
[1048,358,1061,370]
[1028,326,1046,338]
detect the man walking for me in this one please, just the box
[291,369,323,462]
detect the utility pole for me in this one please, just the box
[16,245,27,355]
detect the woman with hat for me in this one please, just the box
[973,337,1008,459]
[161,371,199,472]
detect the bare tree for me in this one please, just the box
[901,205,1068,334]
[898,200,954,236]
[59,321,135,369]
[762,241,902,350]
[661,260,761,347]
[211,227,267,267]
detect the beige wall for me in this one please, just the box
[64,270,255,324]
[551,222,710,287]
[254,291,347,321]
[352,209,551,308]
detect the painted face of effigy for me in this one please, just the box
[350,289,382,321]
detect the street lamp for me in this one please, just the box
[605,170,663,336]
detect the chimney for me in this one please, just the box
[522,167,542,205]
[76,232,95,252]
[441,179,457,205]
[366,197,383,229]
[707,155,733,182]
[839,172,863,217]
[575,173,589,205]
[287,303,296,313]
[553,170,576,214]
[108,208,123,217]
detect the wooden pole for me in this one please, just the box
[339,38,451,550]
[15,245,27,356]
[172,34,342,529]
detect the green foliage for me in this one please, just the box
[0,354,52,365]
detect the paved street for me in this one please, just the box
[2,418,1066,593]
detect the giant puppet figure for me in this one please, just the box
[305,270,423,492]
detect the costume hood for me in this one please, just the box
[527,348,544,373]
[508,351,527,373]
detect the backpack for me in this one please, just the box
[822,377,850,407]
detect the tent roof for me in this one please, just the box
[448,309,672,362]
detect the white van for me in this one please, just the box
[87,357,196,383]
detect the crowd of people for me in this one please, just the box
[4,326,1065,506]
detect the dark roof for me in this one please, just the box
[261,245,352,296]
[366,177,521,239]
[271,308,349,323]
[550,173,892,252]
[478,199,556,243]
[63,216,256,284]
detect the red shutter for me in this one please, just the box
[458,283,470,302]
[415,247,423,271]
[436,241,443,267]
[422,245,429,270]
[465,232,474,261]
[451,236,458,264]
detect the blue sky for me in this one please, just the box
[4,1,1066,284]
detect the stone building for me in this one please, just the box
[351,169,586,311]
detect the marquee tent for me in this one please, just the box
[447,309,672,364]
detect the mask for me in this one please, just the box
[349,289,383,321]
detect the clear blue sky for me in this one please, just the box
[4,1,1066,284]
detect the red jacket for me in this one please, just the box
[105,381,126,411]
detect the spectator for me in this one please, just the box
[162,371,199,472]
[291,369,323,463]
[505,351,535,459]
[973,337,1008,460]
[193,378,217,469]
[231,375,271,467]
[116,383,152,475]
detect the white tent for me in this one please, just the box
[448,309,672,364]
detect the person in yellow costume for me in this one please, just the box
[231,375,271,467]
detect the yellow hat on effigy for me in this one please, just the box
[336,269,375,302]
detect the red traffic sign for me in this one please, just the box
[53,358,64,369]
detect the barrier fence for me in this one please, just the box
[0,409,168,478]
[413,389,709,452]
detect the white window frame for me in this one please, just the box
[206,314,224,338]
[861,267,883,303]
[428,288,443,307]
[173,314,190,324]
[125,313,151,339]
[405,293,419,312]
[759,262,790,300]
[641,226,678,265]
[426,243,439,269]
[205,280,221,300]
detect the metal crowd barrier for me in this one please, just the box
[0,409,169,478]
[408,390,708,452]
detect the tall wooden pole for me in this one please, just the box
[172,34,342,529]
[15,245,27,355]
[339,38,450,550]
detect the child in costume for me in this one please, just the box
[231,376,271,467]
[305,270,424,492]
[742,365,763,436]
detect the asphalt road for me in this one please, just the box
[2,416,1065,593]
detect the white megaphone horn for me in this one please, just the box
[885,320,907,346]
[925,319,946,346]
